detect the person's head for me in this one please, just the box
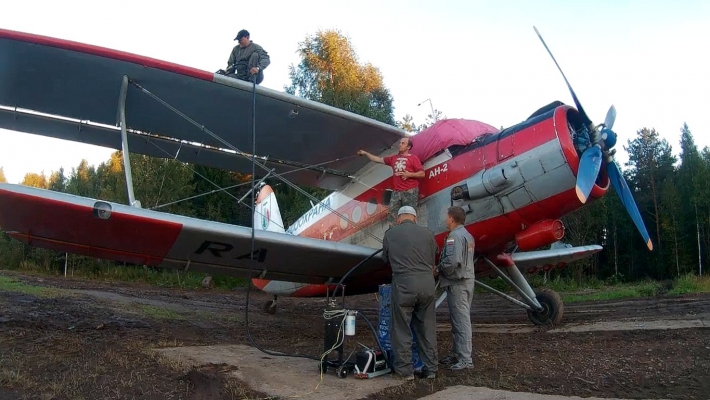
[445,206,466,230]
[397,206,417,224]
[397,137,413,154]
[235,29,250,47]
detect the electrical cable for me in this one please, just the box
[132,73,395,381]
[355,311,395,373]
[331,248,383,298]
[241,73,320,362]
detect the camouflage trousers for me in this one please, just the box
[388,188,419,226]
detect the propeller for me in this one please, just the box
[533,26,653,251]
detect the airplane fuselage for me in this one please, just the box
[253,104,611,297]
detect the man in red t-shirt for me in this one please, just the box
[357,137,425,226]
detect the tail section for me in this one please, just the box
[253,183,285,233]
[251,183,322,301]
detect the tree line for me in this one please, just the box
[0,29,706,284]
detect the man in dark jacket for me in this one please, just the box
[220,29,270,84]
[436,206,475,370]
[381,206,438,380]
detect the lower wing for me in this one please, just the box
[511,244,603,273]
[0,183,388,285]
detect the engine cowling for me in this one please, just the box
[515,219,565,251]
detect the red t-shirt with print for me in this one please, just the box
[383,153,423,191]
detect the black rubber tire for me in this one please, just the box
[527,289,564,326]
[337,365,348,379]
[263,300,277,314]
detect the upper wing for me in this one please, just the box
[0,28,405,190]
[510,245,603,272]
[0,183,389,285]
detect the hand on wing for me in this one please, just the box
[357,150,366,156]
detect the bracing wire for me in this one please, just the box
[127,76,394,395]
[129,79,384,243]
[239,73,321,365]
[142,139,358,234]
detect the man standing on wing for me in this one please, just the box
[357,137,424,226]
[436,206,475,370]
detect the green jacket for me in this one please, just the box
[227,41,270,75]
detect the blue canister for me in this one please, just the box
[377,284,424,371]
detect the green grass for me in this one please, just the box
[476,273,710,303]
[1,256,248,292]
[562,286,650,303]
[668,273,710,295]
[136,304,185,321]
[0,275,66,298]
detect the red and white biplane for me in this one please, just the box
[0,27,652,325]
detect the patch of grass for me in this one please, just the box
[136,304,185,321]
[0,233,249,291]
[478,273,710,304]
[636,280,663,297]
[562,287,641,303]
[669,273,710,296]
[53,260,249,291]
[0,275,65,298]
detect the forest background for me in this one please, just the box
[1,30,708,300]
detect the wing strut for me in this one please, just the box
[128,79,384,244]
[117,75,140,208]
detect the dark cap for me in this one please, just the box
[234,29,250,40]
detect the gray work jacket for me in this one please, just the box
[437,224,475,286]
[382,220,438,279]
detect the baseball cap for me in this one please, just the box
[398,206,417,217]
[235,29,249,40]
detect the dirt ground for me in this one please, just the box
[1,270,709,400]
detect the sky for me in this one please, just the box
[1,0,708,184]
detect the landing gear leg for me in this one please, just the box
[481,256,565,326]
[263,295,277,314]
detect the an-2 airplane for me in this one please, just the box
[0,27,652,326]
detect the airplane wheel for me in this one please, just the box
[527,289,563,326]
[263,300,277,314]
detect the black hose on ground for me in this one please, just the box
[243,72,319,361]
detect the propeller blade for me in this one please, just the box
[604,105,617,130]
[576,145,602,203]
[607,161,654,251]
[533,26,592,127]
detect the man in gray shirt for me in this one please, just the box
[436,206,475,370]
[222,29,270,84]
[381,206,438,379]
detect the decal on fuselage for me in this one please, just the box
[428,163,448,179]
[194,240,268,262]
[286,196,332,234]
